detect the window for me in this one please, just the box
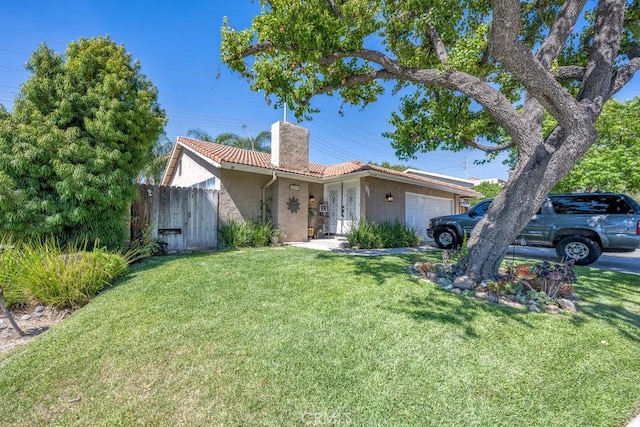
[470,201,491,217]
[191,177,216,190]
[550,195,632,215]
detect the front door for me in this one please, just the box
[326,180,360,234]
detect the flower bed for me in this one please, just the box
[413,250,578,314]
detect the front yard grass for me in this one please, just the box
[1,246,639,426]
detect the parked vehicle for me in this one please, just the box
[427,193,640,265]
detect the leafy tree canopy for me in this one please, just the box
[553,97,640,193]
[0,36,166,247]
[368,160,407,171]
[470,182,504,206]
[222,0,639,280]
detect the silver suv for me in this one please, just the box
[427,193,640,265]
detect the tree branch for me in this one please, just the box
[522,0,587,138]
[314,48,530,148]
[466,138,515,153]
[429,25,449,64]
[242,41,277,57]
[611,56,640,95]
[536,0,587,69]
[577,0,626,109]
[552,65,586,80]
[490,0,588,132]
[324,0,343,18]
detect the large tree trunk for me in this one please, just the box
[462,130,596,282]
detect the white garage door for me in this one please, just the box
[405,192,454,240]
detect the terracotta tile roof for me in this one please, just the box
[177,137,327,178]
[174,137,481,196]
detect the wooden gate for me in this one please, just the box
[132,185,218,252]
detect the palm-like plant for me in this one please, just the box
[138,132,173,185]
[187,127,271,153]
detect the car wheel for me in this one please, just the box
[555,236,602,265]
[434,228,458,249]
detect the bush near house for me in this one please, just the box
[347,218,421,249]
[218,220,275,248]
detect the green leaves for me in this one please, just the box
[553,97,640,193]
[0,36,166,248]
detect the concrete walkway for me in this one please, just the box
[289,237,439,256]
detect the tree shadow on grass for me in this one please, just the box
[390,288,537,339]
[314,252,435,285]
[313,252,537,338]
[571,269,640,343]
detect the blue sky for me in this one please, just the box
[1,1,638,180]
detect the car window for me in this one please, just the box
[550,195,633,215]
[471,201,491,217]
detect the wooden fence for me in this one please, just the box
[132,185,218,252]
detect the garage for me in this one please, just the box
[405,192,454,240]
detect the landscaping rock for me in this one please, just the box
[453,275,475,290]
[479,280,490,288]
[451,288,462,294]
[475,291,490,300]
[529,304,540,312]
[436,277,453,288]
[500,299,525,310]
[34,305,45,314]
[21,314,31,321]
[557,299,577,312]
[544,305,561,314]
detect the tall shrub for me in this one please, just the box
[0,37,166,248]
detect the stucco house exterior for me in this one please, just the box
[161,121,481,242]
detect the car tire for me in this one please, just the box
[434,228,459,249]
[555,236,602,265]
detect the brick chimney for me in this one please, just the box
[271,121,309,173]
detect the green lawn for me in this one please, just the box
[1,247,639,426]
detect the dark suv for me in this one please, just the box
[427,193,640,265]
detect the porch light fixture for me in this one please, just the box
[385,193,394,203]
[309,195,315,203]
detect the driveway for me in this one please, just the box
[295,238,640,275]
[504,245,640,275]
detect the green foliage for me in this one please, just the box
[187,128,271,152]
[553,98,640,193]
[346,218,420,249]
[0,238,128,309]
[0,242,25,308]
[470,182,503,206]
[221,1,637,156]
[0,37,166,248]
[126,226,167,261]
[218,220,275,248]
[138,132,173,185]
[368,160,408,172]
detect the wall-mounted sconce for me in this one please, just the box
[289,184,301,191]
[309,194,315,203]
[385,192,394,203]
